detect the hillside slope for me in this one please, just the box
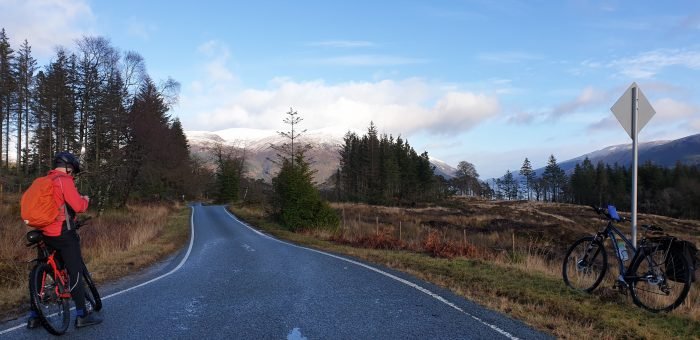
[555,133,700,173]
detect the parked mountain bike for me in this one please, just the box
[26,218,101,335]
[562,205,696,312]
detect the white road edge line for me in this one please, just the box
[0,206,197,336]
[222,207,520,340]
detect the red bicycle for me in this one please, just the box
[26,219,101,335]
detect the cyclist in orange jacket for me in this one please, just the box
[27,152,103,329]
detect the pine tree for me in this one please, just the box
[542,154,566,202]
[594,161,608,206]
[570,157,595,205]
[379,133,400,203]
[366,122,381,204]
[0,28,15,169]
[519,157,535,200]
[337,123,443,205]
[499,170,518,200]
[30,49,77,171]
[15,39,36,173]
[52,49,78,153]
[122,77,171,203]
[271,109,338,230]
[270,108,310,166]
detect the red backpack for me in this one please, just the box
[21,175,59,228]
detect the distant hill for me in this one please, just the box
[185,128,457,183]
[430,157,458,179]
[188,129,699,183]
[543,133,700,175]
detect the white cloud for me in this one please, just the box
[0,0,95,57]
[182,76,500,136]
[431,92,500,134]
[507,111,538,125]
[195,40,236,87]
[551,86,608,118]
[608,49,700,78]
[653,98,699,120]
[692,119,700,130]
[587,116,618,132]
[177,40,240,126]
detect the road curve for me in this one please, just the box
[1,204,552,339]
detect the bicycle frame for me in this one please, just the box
[32,241,72,300]
[595,220,638,281]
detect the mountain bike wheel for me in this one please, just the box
[629,245,691,312]
[562,236,608,292]
[83,270,102,312]
[29,263,71,335]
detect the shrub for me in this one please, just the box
[272,156,339,231]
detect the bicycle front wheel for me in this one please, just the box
[29,263,71,335]
[629,245,692,312]
[562,236,608,292]
[83,270,102,312]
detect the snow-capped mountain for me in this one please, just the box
[186,128,345,183]
[185,127,457,182]
[188,127,348,151]
[429,157,457,179]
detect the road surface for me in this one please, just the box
[1,204,552,339]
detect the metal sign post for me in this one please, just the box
[631,86,639,248]
[611,82,655,248]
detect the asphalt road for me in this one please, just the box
[0,204,552,339]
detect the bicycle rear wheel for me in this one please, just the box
[83,270,102,312]
[29,263,71,335]
[629,244,691,312]
[562,236,608,292]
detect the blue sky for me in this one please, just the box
[1,0,699,178]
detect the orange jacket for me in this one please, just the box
[42,170,89,237]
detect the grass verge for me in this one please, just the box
[229,202,700,339]
[0,203,191,321]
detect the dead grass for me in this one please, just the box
[0,194,190,321]
[230,199,700,339]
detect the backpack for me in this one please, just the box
[20,175,59,228]
[666,239,698,283]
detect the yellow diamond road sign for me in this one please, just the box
[610,82,655,139]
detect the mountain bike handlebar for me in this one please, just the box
[590,205,629,222]
[590,206,669,238]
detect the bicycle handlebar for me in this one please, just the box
[590,205,628,222]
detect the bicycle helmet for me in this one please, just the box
[53,151,81,174]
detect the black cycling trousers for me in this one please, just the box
[42,229,87,311]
